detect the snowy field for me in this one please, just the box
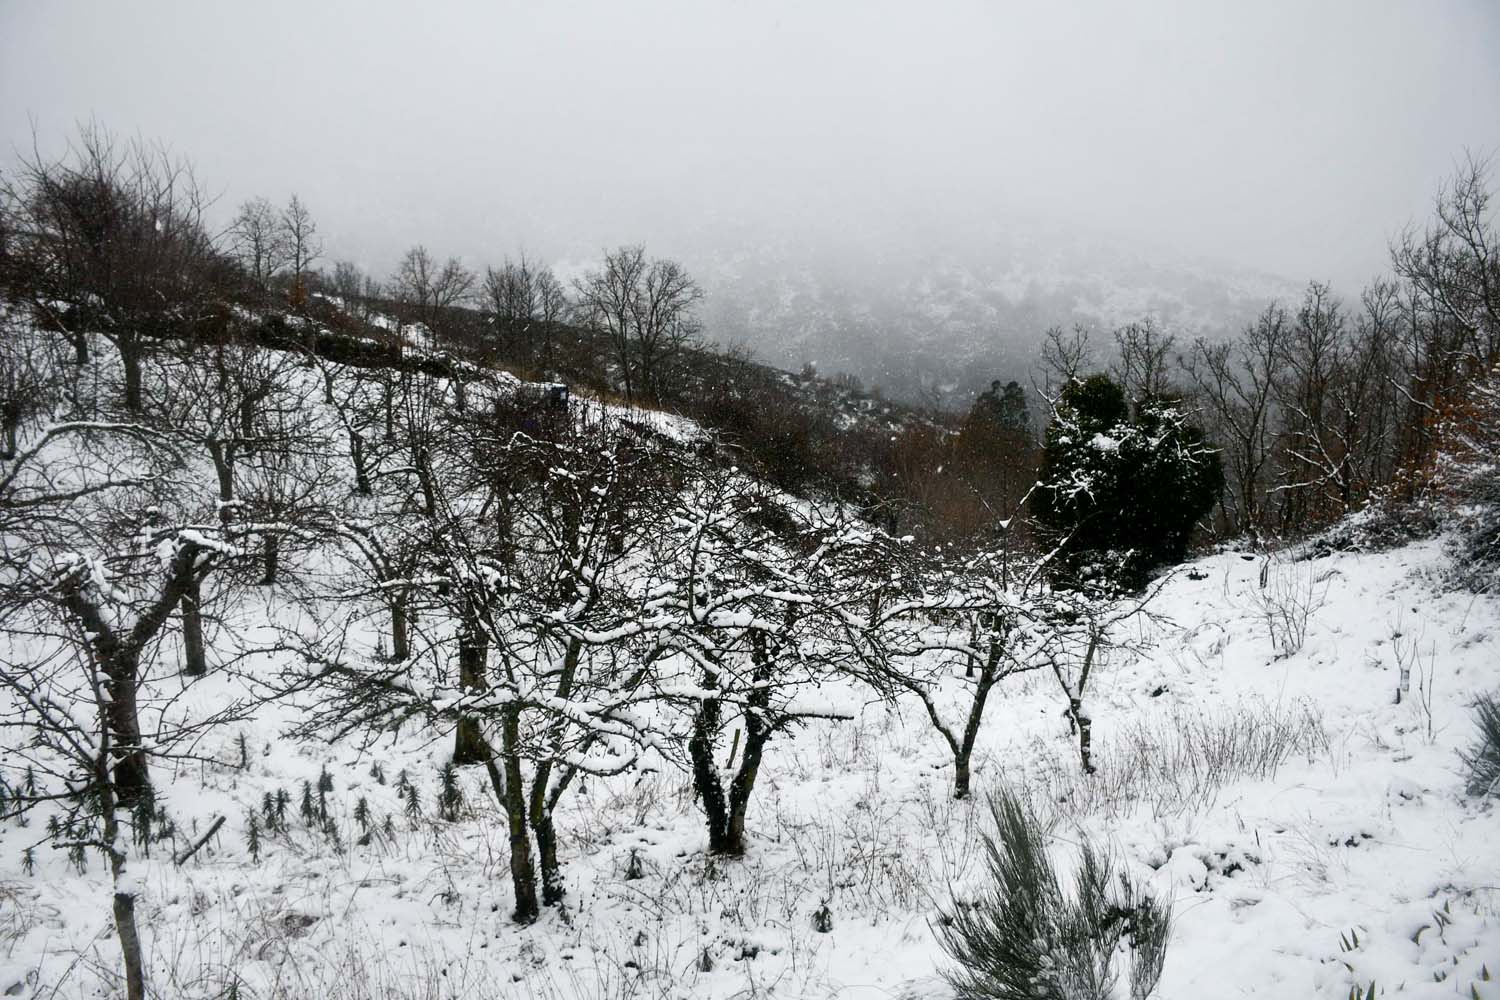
[2,531,1496,999]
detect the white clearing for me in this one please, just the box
[1,536,1497,999]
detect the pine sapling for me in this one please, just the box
[355,798,372,847]
[403,782,422,823]
[300,781,317,826]
[246,811,262,863]
[317,765,334,821]
[21,848,35,876]
[1461,692,1500,797]
[438,763,463,822]
[354,796,370,833]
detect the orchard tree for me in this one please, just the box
[293,401,681,921]
[2,124,223,409]
[652,469,883,853]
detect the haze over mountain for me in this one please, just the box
[674,209,1300,407]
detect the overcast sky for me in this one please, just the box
[4,0,1498,291]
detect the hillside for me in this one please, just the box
[0,311,1496,997]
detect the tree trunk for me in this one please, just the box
[351,430,371,495]
[104,657,151,806]
[389,597,410,662]
[688,684,734,854]
[954,755,972,800]
[206,437,234,525]
[721,639,776,855]
[181,575,206,676]
[953,645,1001,799]
[416,449,436,516]
[72,332,89,366]
[453,631,490,765]
[120,340,143,413]
[532,809,563,905]
[113,890,146,1000]
[1070,697,1094,775]
[100,780,145,1000]
[499,708,539,923]
[259,533,279,586]
[723,719,769,857]
[240,394,256,442]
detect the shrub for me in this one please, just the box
[937,789,1171,1000]
[1432,365,1500,591]
[1460,692,1500,797]
[1034,375,1223,591]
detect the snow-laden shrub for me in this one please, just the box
[1034,375,1223,592]
[1304,492,1441,557]
[1461,692,1500,797]
[1432,365,1500,591]
[937,789,1171,1000]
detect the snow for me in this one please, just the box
[1,323,1496,1000]
[2,536,1496,998]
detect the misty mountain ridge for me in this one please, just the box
[675,215,1300,409]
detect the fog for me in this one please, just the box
[4,0,1498,380]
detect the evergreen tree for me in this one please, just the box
[1034,374,1222,590]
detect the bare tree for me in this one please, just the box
[280,193,321,306]
[1038,322,1095,395]
[576,245,702,402]
[293,402,680,921]
[1183,304,1287,540]
[392,245,475,347]
[1391,153,1500,374]
[3,124,223,409]
[632,256,703,401]
[651,468,883,851]
[870,545,1048,799]
[229,196,287,292]
[1111,318,1177,402]
[535,266,570,368]
[0,393,249,998]
[484,254,537,323]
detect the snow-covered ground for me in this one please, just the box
[2,530,1496,998]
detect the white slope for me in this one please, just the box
[2,507,1498,994]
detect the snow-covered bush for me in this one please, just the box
[1034,375,1223,592]
[1433,365,1500,591]
[1461,691,1500,797]
[937,789,1171,1000]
